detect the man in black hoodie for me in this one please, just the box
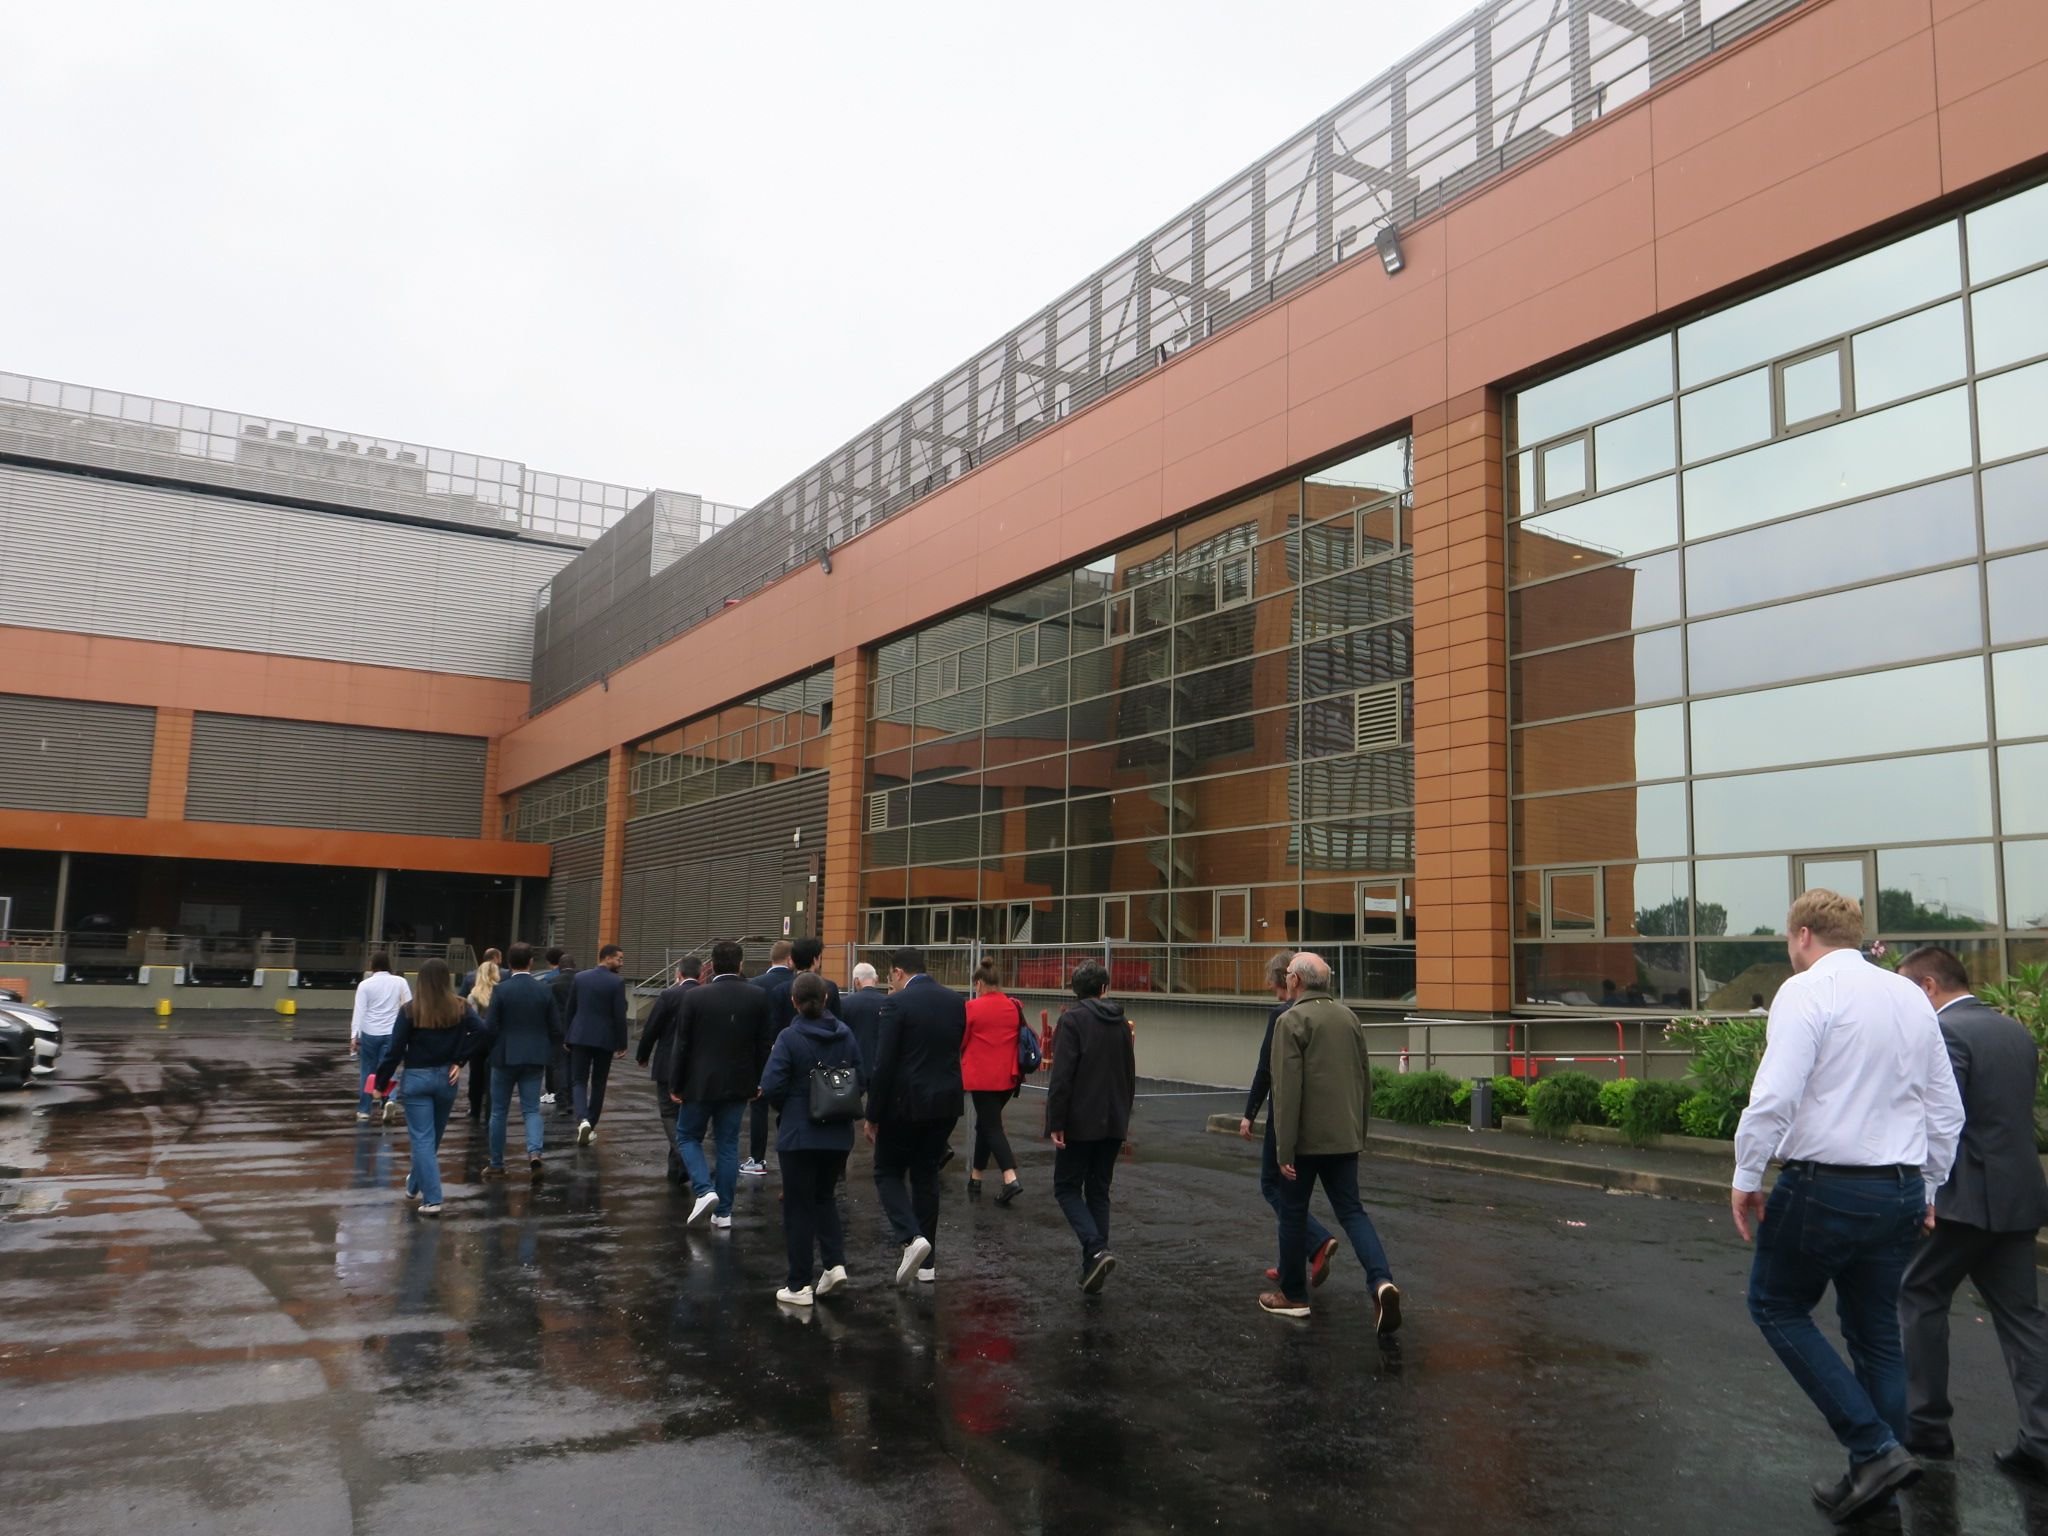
[1046,960,1136,1294]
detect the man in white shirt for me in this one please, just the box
[349,952,413,1125]
[1732,889,1963,1525]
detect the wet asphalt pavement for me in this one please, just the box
[4,1016,2047,1535]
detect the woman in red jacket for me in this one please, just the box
[961,961,1024,1204]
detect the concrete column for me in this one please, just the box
[52,851,71,934]
[821,645,873,969]
[1410,388,1511,1015]
[368,869,388,947]
[509,877,524,943]
[596,743,632,946]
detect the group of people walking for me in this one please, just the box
[349,934,1407,1329]
[1728,889,2048,1522]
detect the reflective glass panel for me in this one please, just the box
[1695,941,1793,1011]
[1515,944,1700,1009]
[2007,840,2048,930]
[1692,750,1994,855]
[1681,387,1973,540]
[1548,869,1599,934]
[1512,477,1677,581]
[1066,791,1164,847]
[1517,336,1673,446]
[1853,300,1966,408]
[1979,360,2048,463]
[1995,646,2048,740]
[1594,402,1675,489]
[1780,350,1844,427]
[1983,453,2048,553]
[1293,753,1415,819]
[1971,268,2048,373]
[1513,552,1681,653]
[1514,706,1685,794]
[1875,843,1997,931]
[2002,742,2048,836]
[1515,781,1688,865]
[1694,857,1793,939]
[1968,181,2048,284]
[1989,549,2048,645]
[1174,765,1293,833]
[1305,440,1411,503]
[1297,815,1415,874]
[1678,224,1962,386]
[1300,623,1411,699]
[1541,438,1588,503]
[1689,657,1987,775]
[1680,368,1771,463]
[1686,566,1983,696]
[1512,628,1684,723]
[1682,475,1977,618]
[1606,862,1691,941]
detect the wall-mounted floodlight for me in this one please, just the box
[820,543,833,575]
[1375,224,1405,276]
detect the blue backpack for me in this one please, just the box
[1015,1002,1043,1076]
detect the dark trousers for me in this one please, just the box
[1053,1137,1120,1265]
[874,1117,955,1257]
[971,1090,1017,1174]
[1747,1165,1925,1465]
[1262,1118,1333,1256]
[1901,1219,2048,1456]
[751,1097,770,1161]
[1277,1152,1393,1302]
[568,1045,614,1125]
[550,1039,572,1113]
[781,1148,850,1290]
[466,1043,492,1116]
[655,1079,682,1181]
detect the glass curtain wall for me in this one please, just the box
[1508,179,2048,1012]
[628,667,834,816]
[862,439,1415,1002]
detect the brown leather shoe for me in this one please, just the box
[1258,1291,1310,1318]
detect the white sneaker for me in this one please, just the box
[711,1213,733,1229]
[776,1285,814,1306]
[382,1100,401,1125]
[418,1203,442,1217]
[541,1092,555,1106]
[816,1265,849,1296]
[740,1158,767,1177]
[895,1236,932,1286]
[687,1191,718,1226]
[576,1120,594,1146]
[917,1267,936,1284]
[355,1112,371,1123]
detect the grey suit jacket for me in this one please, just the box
[1936,995,2048,1233]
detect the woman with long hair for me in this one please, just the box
[371,958,484,1215]
[464,958,502,1120]
[961,960,1024,1204]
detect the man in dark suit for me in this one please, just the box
[548,954,579,1118]
[839,962,889,1083]
[636,956,702,1184]
[564,944,628,1147]
[865,946,965,1286]
[671,940,777,1227]
[482,942,557,1178]
[746,940,797,1175]
[1897,945,2048,1482]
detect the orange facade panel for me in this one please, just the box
[0,808,549,877]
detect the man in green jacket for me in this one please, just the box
[1259,952,1403,1332]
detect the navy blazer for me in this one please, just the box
[867,974,966,1124]
[839,985,889,1078]
[1936,995,2048,1232]
[635,977,697,1083]
[484,971,557,1070]
[565,965,629,1052]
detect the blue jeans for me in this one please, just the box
[399,1067,457,1205]
[489,1064,546,1164]
[1748,1165,1926,1465]
[676,1100,746,1215]
[1277,1152,1394,1302]
[1263,1118,1334,1258]
[356,1038,396,1115]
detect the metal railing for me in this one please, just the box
[0,931,475,981]
[530,0,1810,707]
[825,941,1418,1006]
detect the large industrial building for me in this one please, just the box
[3,0,2045,1081]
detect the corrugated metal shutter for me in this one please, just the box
[186,714,485,836]
[541,830,604,961]
[0,463,573,681]
[0,694,154,815]
[621,773,827,958]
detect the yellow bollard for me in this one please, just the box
[154,998,173,1018]
[275,997,297,1017]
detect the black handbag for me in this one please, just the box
[808,1060,863,1123]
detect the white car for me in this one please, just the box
[0,993,61,1086]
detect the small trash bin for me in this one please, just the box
[1469,1077,1493,1130]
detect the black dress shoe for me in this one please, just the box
[966,1177,982,1200]
[1995,1444,2048,1485]
[994,1180,1022,1207]
[1811,1446,1921,1524]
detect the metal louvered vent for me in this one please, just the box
[866,792,888,832]
[1354,684,1401,753]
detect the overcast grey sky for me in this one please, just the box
[0,1,1473,507]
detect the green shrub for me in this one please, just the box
[1491,1075,1529,1120]
[1376,1069,1460,1126]
[1617,1080,1691,1144]
[1370,1065,1396,1106]
[1665,1015,1768,1101]
[1527,1071,1605,1135]
[1451,1081,1473,1118]
[1597,1078,1641,1129]
[1679,1090,1740,1140]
